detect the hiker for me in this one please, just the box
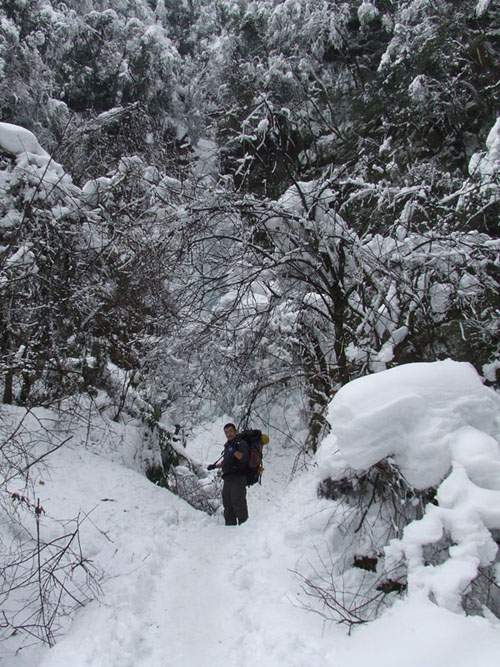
[207,423,249,526]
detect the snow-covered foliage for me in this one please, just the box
[358,1,380,28]
[476,0,493,17]
[0,122,50,158]
[316,360,500,622]
[470,117,500,178]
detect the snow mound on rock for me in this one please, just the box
[317,359,500,617]
[318,359,500,489]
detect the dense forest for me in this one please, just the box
[1,0,500,654]
[1,0,499,457]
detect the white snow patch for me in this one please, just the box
[319,359,500,489]
[476,0,492,17]
[483,359,500,383]
[408,74,428,103]
[358,1,380,28]
[257,118,269,134]
[333,595,500,667]
[469,117,500,177]
[0,122,50,158]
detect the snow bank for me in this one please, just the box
[317,359,500,618]
[334,594,500,667]
[318,359,500,489]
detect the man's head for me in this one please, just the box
[224,423,237,440]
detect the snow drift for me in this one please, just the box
[319,359,500,488]
[317,359,500,618]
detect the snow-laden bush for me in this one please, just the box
[312,360,500,624]
[0,121,218,518]
[0,406,101,648]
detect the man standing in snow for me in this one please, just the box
[208,423,249,525]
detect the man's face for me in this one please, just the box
[224,426,237,440]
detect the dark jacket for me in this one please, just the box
[221,435,249,479]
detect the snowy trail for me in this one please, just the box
[103,493,333,667]
[6,418,500,667]
[16,444,334,667]
[147,524,252,666]
[149,522,329,667]
[36,508,332,667]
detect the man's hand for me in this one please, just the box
[233,451,243,460]
[207,463,216,471]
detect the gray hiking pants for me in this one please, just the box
[222,474,248,525]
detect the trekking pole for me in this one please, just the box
[207,452,223,471]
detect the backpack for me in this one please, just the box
[240,429,269,486]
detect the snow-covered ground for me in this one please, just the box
[2,361,500,666]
